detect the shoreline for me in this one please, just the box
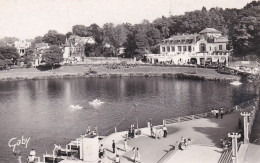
[0,65,240,82]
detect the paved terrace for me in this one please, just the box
[98,105,254,163]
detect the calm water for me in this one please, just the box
[0,77,256,162]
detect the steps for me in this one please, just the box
[218,149,232,163]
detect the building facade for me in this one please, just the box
[63,35,95,63]
[147,28,230,66]
[14,40,31,56]
[33,43,50,66]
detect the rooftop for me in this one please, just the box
[199,28,221,34]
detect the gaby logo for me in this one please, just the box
[8,136,30,152]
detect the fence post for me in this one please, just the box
[115,127,117,133]
[178,117,181,123]
[192,115,195,120]
[163,120,166,126]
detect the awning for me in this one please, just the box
[206,58,212,61]
[212,57,219,62]
[219,57,226,63]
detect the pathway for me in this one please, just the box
[98,105,254,163]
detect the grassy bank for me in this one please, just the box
[0,65,240,81]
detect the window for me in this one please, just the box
[171,46,175,51]
[162,47,165,52]
[183,46,187,51]
[193,47,195,51]
[210,47,211,51]
[188,46,192,52]
[214,47,217,51]
[167,46,170,52]
[219,45,222,51]
[199,43,206,52]
[178,46,182,51]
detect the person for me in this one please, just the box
[220,107,225,119]
[163,125,167,138]
[128,128,132,138]
[124,139,128,152]
[211,109,216,118]
[150,125,154,137]
[112,140,115,153]
[17,153,22,163]
[14,150,22,163]
[116,147,119,155]
[27,155,34,163]
[115,154,120,163]
[86,126,91,134]
[94,125,98,135]
[149,117,152,127]
[132,126,135,138]
[54,144,62,157]
[29,149,36,157]
[215,109,219,119]
[99,144,104,159]
[135,148,141,163]
[131,147,136,162]
[178,142,183,150]
[125,133,128,139]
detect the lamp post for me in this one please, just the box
[228,132,241,163]
[240,112,251,143]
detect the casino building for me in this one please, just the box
[146,28,230,66]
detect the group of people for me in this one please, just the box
[131,147,141,163]
[220,138,231,150]
[211,107,225,119]
[128,124,136,139]
[85,125,98,136]
[178,137,192,150]
[150,125,168,139]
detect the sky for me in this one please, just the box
[0,0,253,40]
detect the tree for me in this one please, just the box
[66,32,73,38]
[0,46,19,60]
[84,43,95,57]
[43,46,63,68]
[72,25,88,37]
[43,30,66,46]
[0,37,19,46]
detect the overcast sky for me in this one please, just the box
[0,0,253,40]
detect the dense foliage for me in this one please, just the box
[43,45,63,67]
[0,1,258,67]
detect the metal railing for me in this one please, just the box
[163,98,256,125]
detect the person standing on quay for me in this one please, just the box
[135,148,141,163]
[112,140,116,154]
[163,125,168,138]
[149,117,152,127]
[131,147,136,162]
[220,107,225,119]
[215,109,219,119]
[124,139,128,152]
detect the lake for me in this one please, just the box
[0,77,256,162]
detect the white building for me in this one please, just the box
[14,40,31,56]
[146,28,230,66]
[63,35,96,63]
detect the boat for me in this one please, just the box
[89,99,104,106]
[69,104,83,109]
[230,81,242,86]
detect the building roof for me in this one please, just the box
[35,43,49,49]
[199,28,221,34]
[161,34,199,45]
